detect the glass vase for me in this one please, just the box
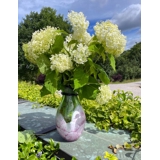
[55,87,86,141]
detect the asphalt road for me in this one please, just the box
[109,81,141,97]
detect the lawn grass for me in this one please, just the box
[110,78,141,84]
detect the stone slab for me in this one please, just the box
[18,101,141,160]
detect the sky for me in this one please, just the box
[18,0,141,51]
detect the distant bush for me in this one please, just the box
[111,73,123,82]
[35,74,46,85]
[18,81,62,107]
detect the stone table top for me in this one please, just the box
[18,100,141,160]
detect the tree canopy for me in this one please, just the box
[98,42,141,81]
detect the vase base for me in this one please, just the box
[56,105,86,141]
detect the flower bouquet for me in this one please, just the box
[22,11,126,141]
[23,10,126,105]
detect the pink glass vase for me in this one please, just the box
[55,87,86,141]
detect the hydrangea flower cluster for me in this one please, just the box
[23,26,60,64]
[94,21,126,57]
[50,54,73,73]
[96,84,112,105]
[71,43,91,64]
[22,43,37,64]
[67,11,92,44]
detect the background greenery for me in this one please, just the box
[98,42,141,82]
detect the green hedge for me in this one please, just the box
[18,81,62,107]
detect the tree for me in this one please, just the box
[18,7,72,81]
[114,42,141,81]
[97,42,141,81]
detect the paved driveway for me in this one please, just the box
[109,81,141,97]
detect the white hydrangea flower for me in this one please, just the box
[70,43,91,64]
[31,26,60,54]
[67,11,91,44]
[22,42,38,64]
[50,54,73,73]
[96,84,112,105]
[23,26,60,64]
[94,21,126,56]
[68,11,89,33]
[72,31,92,44]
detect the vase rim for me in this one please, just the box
[61,92,78,96]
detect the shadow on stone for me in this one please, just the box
[18,112,56,133]
[109,128,131,135]
[39,131,70,142]
[18,112,82,143]
[84,127,106,134]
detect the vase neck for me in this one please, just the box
[62,86,78,96]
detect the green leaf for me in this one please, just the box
[50,35,64,53]
[88,43,99,53]
[28,154,38,160]
[95,64,110,84]
[87,58,97,78]
[18,130,36,143]
[71,157,78,160]
[78,84,99,100]
[98,72,110,84]
[124,142,132,150]
[18,132,25,143]
[56,30,68,35]
[88,76,98,84]
[44,71,58,94]
[94,156,102,160]
[108,54,116,71]
[68,39,78,46]
[50,157,57,160]
[40,85,51,97]
[97,113,104,118]
[36,54,51,74]
[74,67,89,89]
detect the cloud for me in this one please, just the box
[18,0,78,23]
[68,0,141,21]
[124,28,141,50]
[111,4,141,31]
[18,0,141,23]
[18,0,141,50]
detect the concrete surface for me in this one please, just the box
[109,81,141,97]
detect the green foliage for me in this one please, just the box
[94,152,118,160]
[82,90,141,147]
[103,151,118,160]
[18,7,72,81]
[18,81,141,148]
[18,130,60,160]
[18,130,36,143]
[18,128,115,160]
[18,81,62,108]
[74,67,89,89]
[115,42,141,80]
